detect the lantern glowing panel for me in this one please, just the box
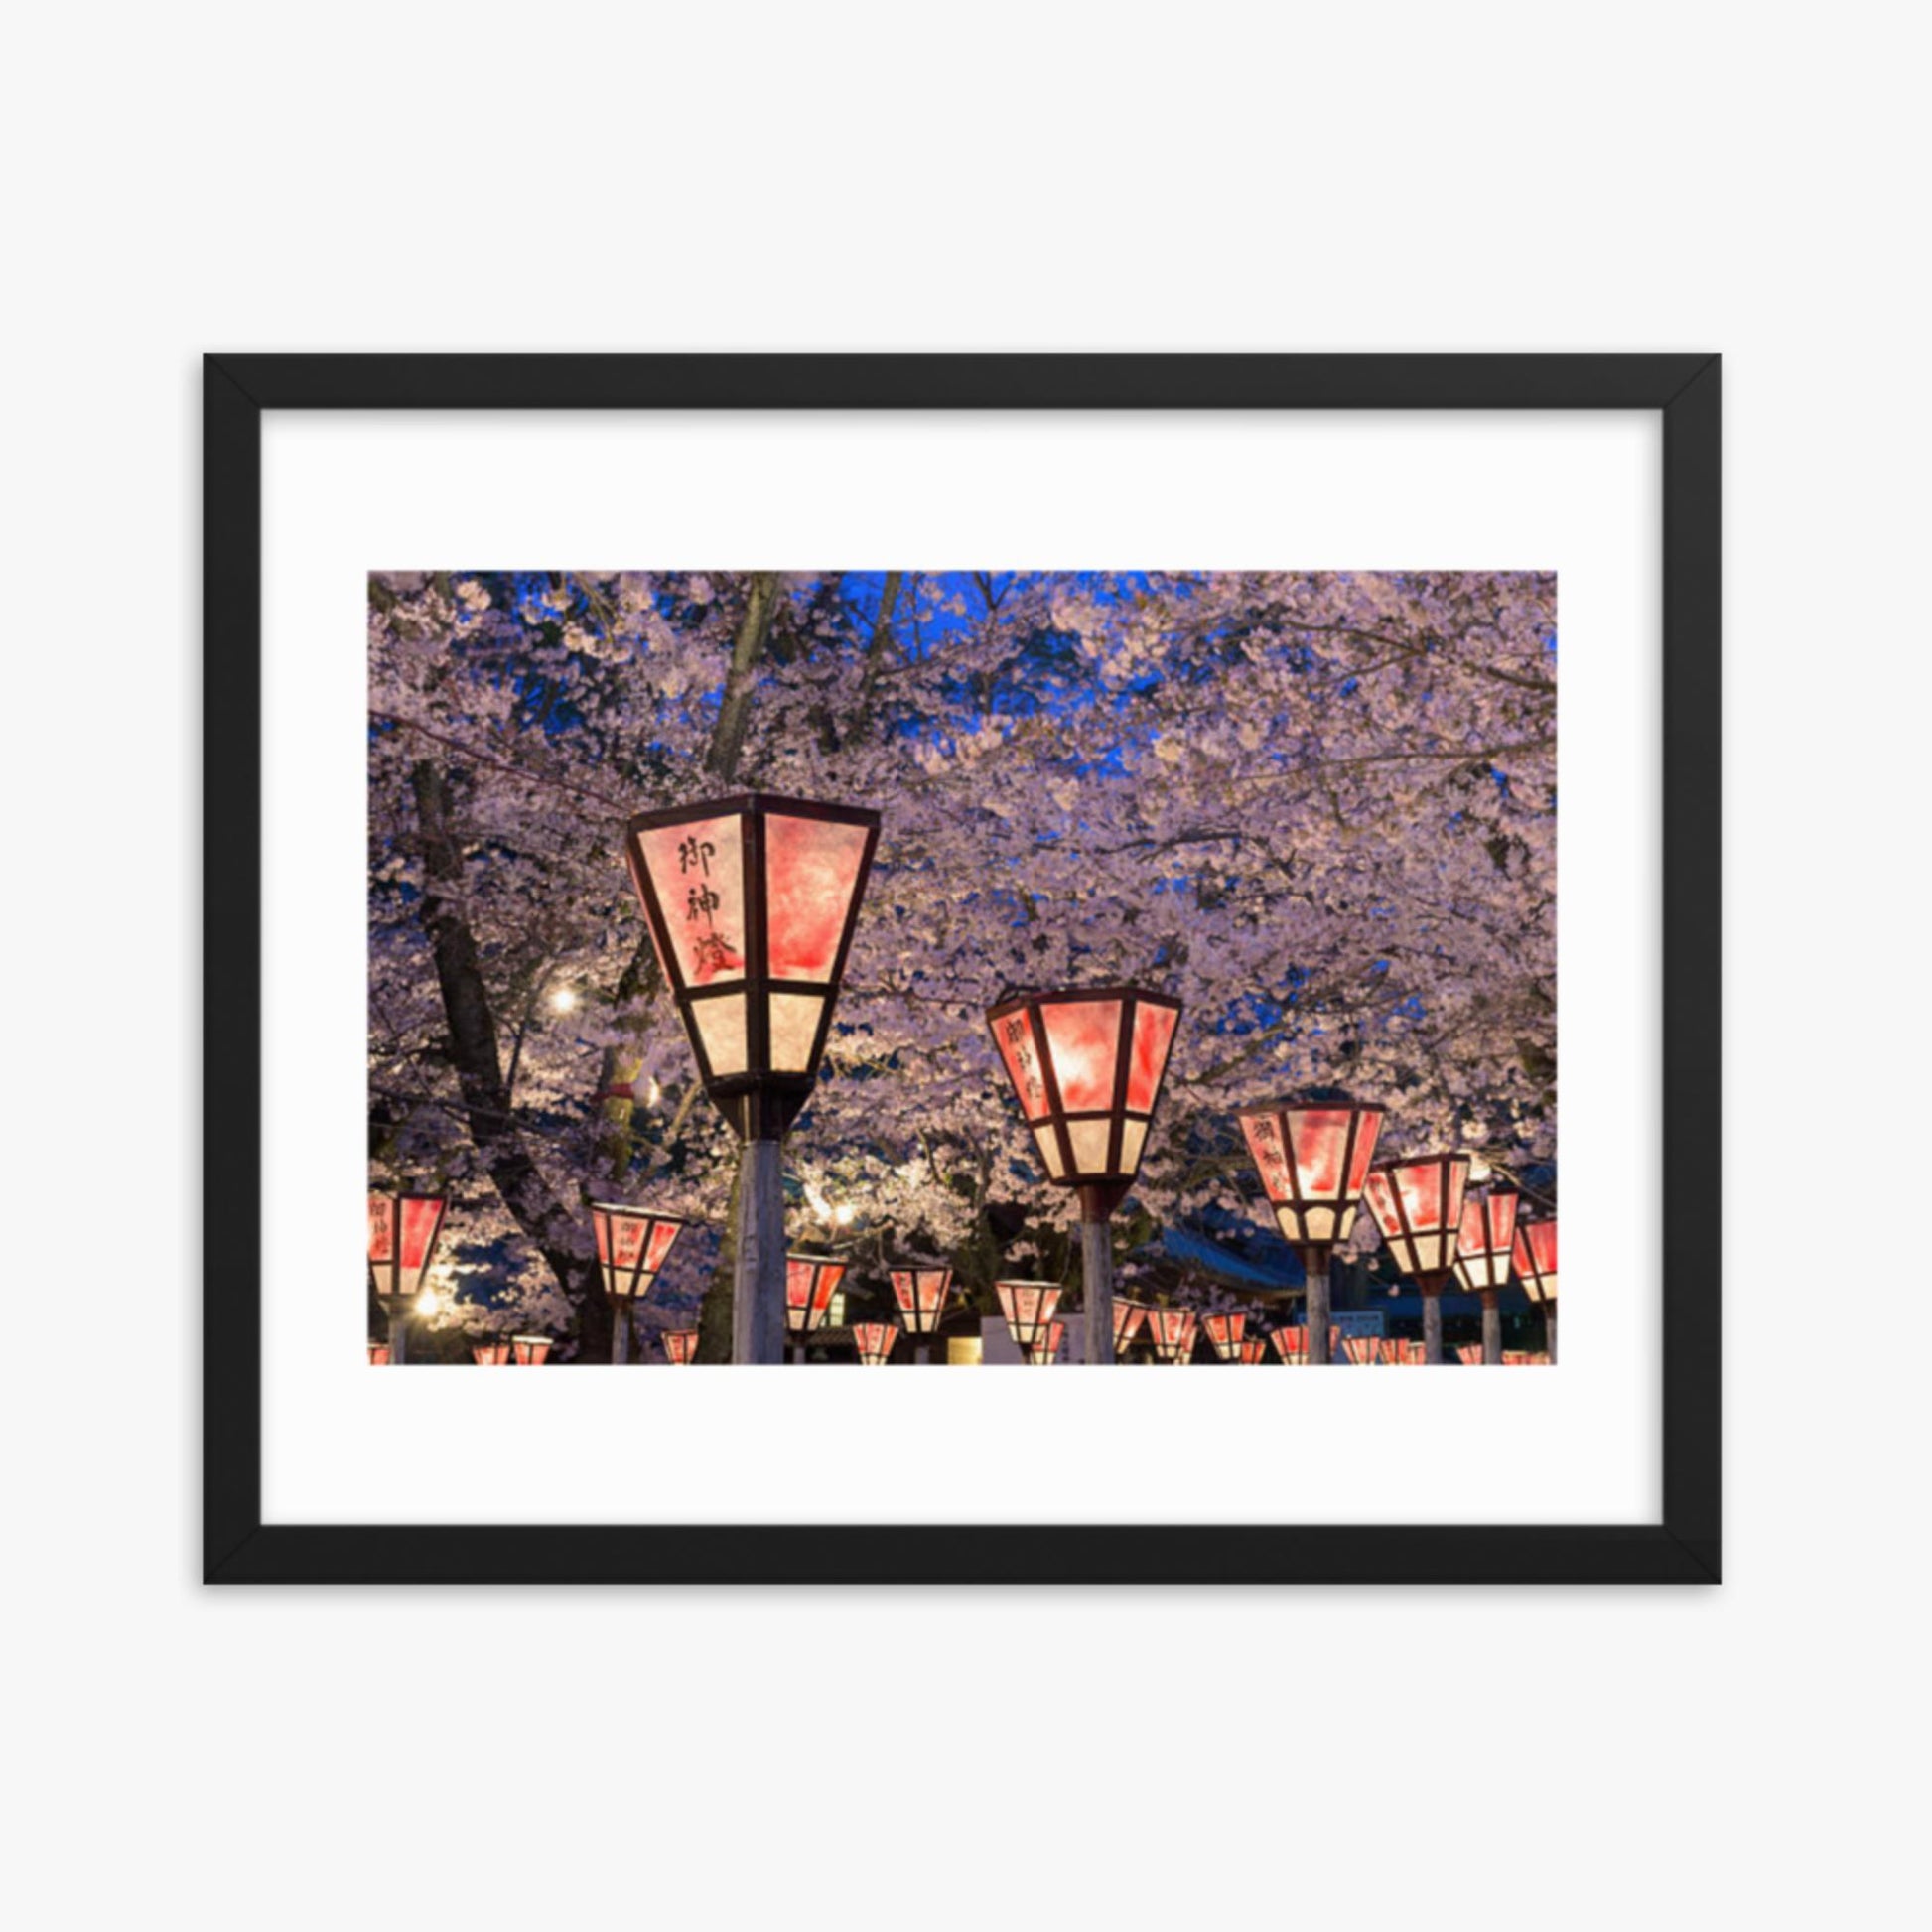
[1272,1326,1309,1364]
[367,1191,448,1306]
[853,1321,897,1366]
[1113,1299,1149,1356]
[1456,1343,1485,1366]
[472,1339,512,1366]
[1146,1308,1198,1364]
[1363,1154,1472,1280]
[985,986,1182,1211]
[1452,1192,1519,1293]
[785,1255,847,1337]
[509,1336,552,1365]
[1393,1339,1427,1365]
[889,1263,954,1336]
[1202,1311,1247,1362]
[662,1328,700,1365]
[591,1204,689,1302]
[996,1282,1063,1353]
[1237,1102,1384,1251]
[623,794,881,1142]
[1512,1218,1559,1305]
[1027,1321,1066,1366]
[1239,1337,1269,1365]
[366,1342,390,1366]
[1341,1335,1383,1365]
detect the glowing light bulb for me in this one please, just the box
[550,987,579,1014]
[833,1203,856,1228]
[414,1289,440,1316]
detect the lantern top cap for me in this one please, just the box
[510,1334,550,1344]
[994,1278,1064,1289]
[788,1250,844,1263]
[372,1186,446,1199]
[1372,1150,1471,1172]
[987,981,1181,1016]
[1236,1094,1379,1117]
[589,1201,691,1221]
[624,791,882,836]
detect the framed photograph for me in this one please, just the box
[204,353,1719,1584]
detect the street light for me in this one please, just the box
[366,1189,448,1366]
[785,1254,846,1363]
[853,1321,897,1366]
[1512,1217,1559,1362]
[625,793,880,1363]
[1363,1154,1472,1364]
[510,1335,553,1365]
[987,985,1182,1365]
[1113,1299,1149,1360]
[1146,1308,1198,1365]
[472,1338,512,1365]
[1237,1100,1384,1368]
[1027,1320,1066,1366]
[591,1203,691,1364]
[889,1262,954,1365]
[996,1281,1063,1358]
[662,1328,700,1365]
[1202,1311,1248,1363]
[1452,1191,1519,1365]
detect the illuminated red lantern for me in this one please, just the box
[853,1321,897,1366]
[1503,1350,1535,1366]
[367,1190,447,1306]
[1393,1338,1427,1365]
[786,1254,847,1342]
[472,1339,513,1366]
[592,1204,689,1302]
[1512,1216,1559,1363]
[996,1282,1063,1355]
[1202,1311,1247,1363]
[366,1342,390,1366]
[1113,1299,1149,1357]
[1340,1335,1382,1365]
[1272,1326,1309,1365]
[1239,1337,1269,1365]
[1456,1343,1485,1366]
[1027,1321,1066,1366]
[662,1328,700,1365]
[624,793,881,1143]
[1146,1308,1198,1365]
[1363,1156,1471,1281]
[510,1335,552,1365]
[1238,1102,1384,1250]
[987,986,1181,1214]
[889,1263,954,1337]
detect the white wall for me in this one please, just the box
[8,5,1919,1929]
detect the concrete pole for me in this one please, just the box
[1079,1218,1114,1366]
[611,1303,631,1365]
[1545,1304,1559,1364]
[1480,1288,1502,1365]
[734,1139,786,1365]
[386,1303,409,1366]
[1422,1284,1445,1364]
[1305,1248,1332,1365]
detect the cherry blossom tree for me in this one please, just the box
[368,569,1555,1358]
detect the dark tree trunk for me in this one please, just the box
[410,759,608,1358]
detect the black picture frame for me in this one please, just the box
[205,352,1721,1585]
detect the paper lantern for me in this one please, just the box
[591,1203,690,1302]
[1363,1155,1472,1280]
[1452,1192,1519,1293]
[1113,1299,1149,1357]
[472,1339,513,1366]
[509,1335,552,1365]
[623,793,881,1142]
[786,1254,847,1337]
[367,1191,447,1306]
[662,1328,700,1365]
[1026,1320,1066,1366]
[366,1342,390,1366]
[1512,1218,1559,1305]
[1237,1101,1384,1252]
[1146,1308,1198,1365]
[890,1263,954,1337]
[1272,1326,1309,1364]
[1393,1338,1427,1365]
[1340,1335,1382,1365]
[986,986,1182,1217]
[1202,1311,1247,1363]
[1239,1336,1269,1365]
[996,1281,1063,1353]
[1456,1343,1485,1366]
[853,1321,897,1366]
